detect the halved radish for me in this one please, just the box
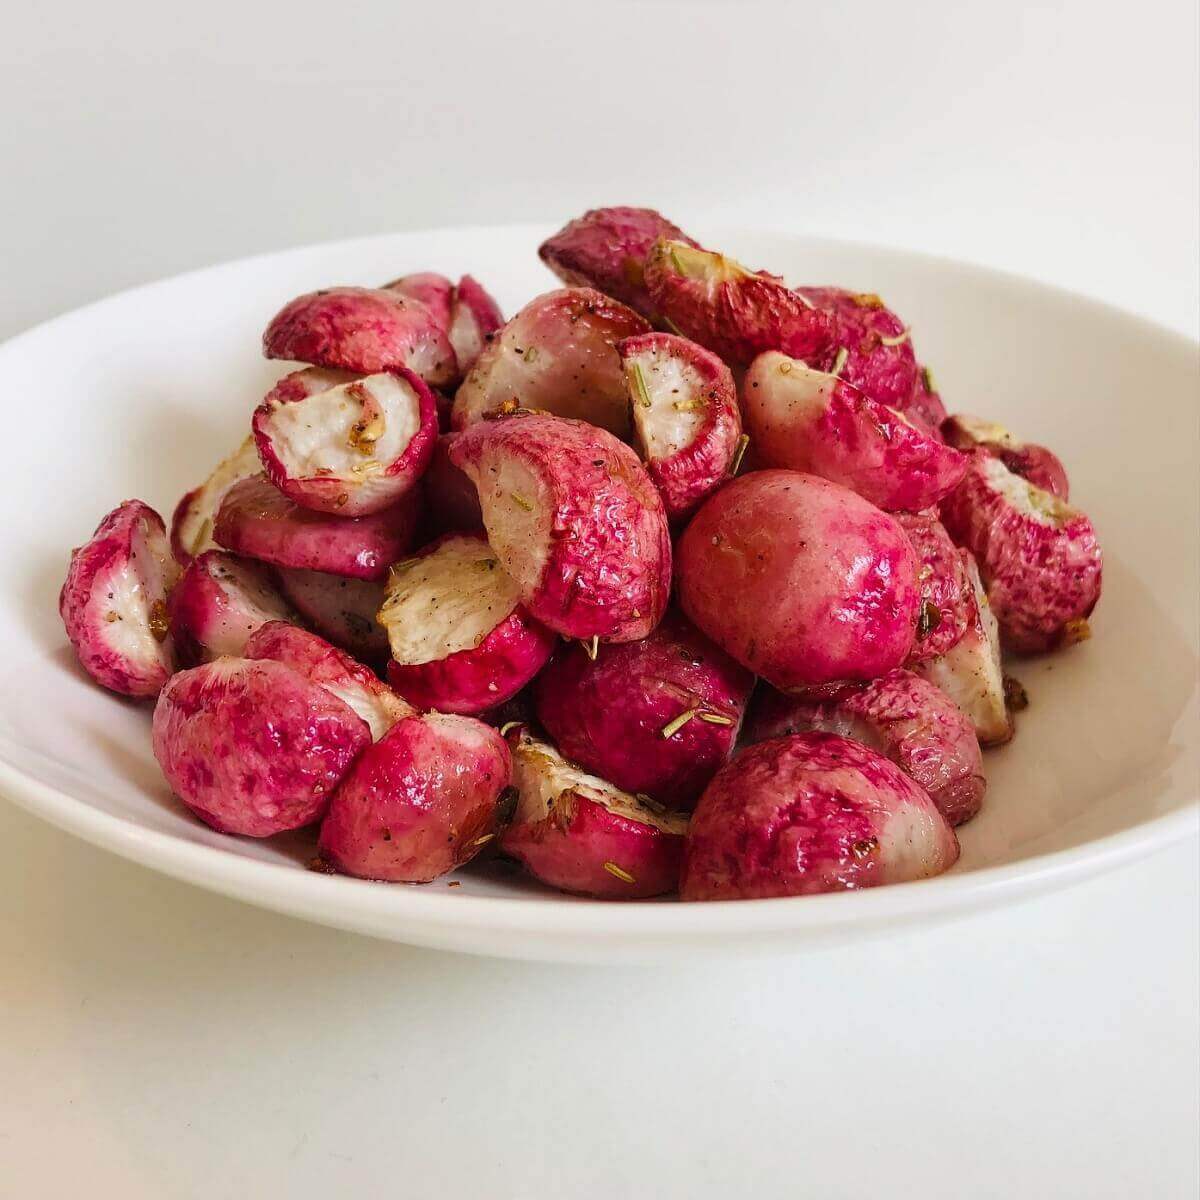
[940,453,1101,653]
[942,413,1069,498]
[262,285,457,387]
[170,436,262,564]
[380,532,557,715]
[643,239,836,368]
[275,567,389,662]
[450,287,649,438]
[448,415,671,642]
[447,275,504,376]
[244,621,413,741]
[619,332,743,522]
[897,510,972,665]
[914,551,1012,745]
[252,366,437,516]
[745,670,986,827]
[501,727,687,899]
[213,474,420,581]
[169,550,298,665]
[60,500,180,698]
[742,351,968,512]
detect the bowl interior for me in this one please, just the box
[1,224,1196,954]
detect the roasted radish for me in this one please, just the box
[244,621,412,740]
[450,287,649,438]
[170,436,261,564]
[252,366,437,516]
[642,239,836,368]
[275,568,389,661]
[538,206,700,321]
[447,275,504,375]
[620,332,743,522]
[681,732,959,900]
[152,657,371,836]
[169,550,297,665]
[914,551,1012,746]
[422,434,484,536]
[741,352,968,512]
[897,510,972,665]
[262,286,457,387]
[745,671,986,827]
[533,613,753,810]
[448,415,671,642]
[61,500,179,698]
[384,271,454,328]
[317,712,511,883]
[942,413,1069,498]
[676,471,919,689]
[501,728,687,899]
[940,453,1102,653]
[379,533,558,715]
[213,474,420,581]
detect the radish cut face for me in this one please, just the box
[447,275,504,376]
[170,436,262,564]
[60,500,180,697]
[380,534,522,666]
[254,366,436,516]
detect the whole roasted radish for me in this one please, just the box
[451,287,649,438]
[380,532,558,715]
[252,366,437,516]
[501,728,687,899]
[620,332,743,522]
[940,453,1101,653]
[681,732,959,900]
[263,285,457,387]
[534,613,753,810]
[741,351,967,512]
[60,500,180,698]
[643,239,836,368]
[169,550,297,665]
[317,712,511,883]
[448,414,671,642]
[676,471,919,689]
[746,671,986,827]
[152,657,372,836]
[538,206,700,322]
[214,474,420,581]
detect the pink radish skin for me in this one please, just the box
[741,352,968,512]
[379,533,558,716]
[447,275,504,376]
[942,413,1069,499]
[253,365,437,516]
[214,474,420,581]
[620,332,743,522]
[317,712,511,883]
[60,500,179,698]
[422,434,484,536]
[500,728,687,899]
[940,453,1101,653]
[676,471,919,689]
[643,239,837,368]
[533,613,753,811]
[681,732,960,901]
[538,206,700,321]
[897,510,972,665]
[448,415,671,643]
[745,671,986,827]
[169,550,297,665]
[797,287,920,412]
[244,622,413,741]
[904,366,948,434]
[170,436,261,564]
[275,568,389,662]
[262,286,457,387]
[384,272,454,329]
[152,657,371,837]
[451,287,649,438]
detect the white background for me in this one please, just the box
[2,2,1197,1197]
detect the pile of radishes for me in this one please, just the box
[59,207,1103,902]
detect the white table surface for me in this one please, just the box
[2,2,1197,1197]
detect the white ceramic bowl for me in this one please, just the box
[1,224,1196,963]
